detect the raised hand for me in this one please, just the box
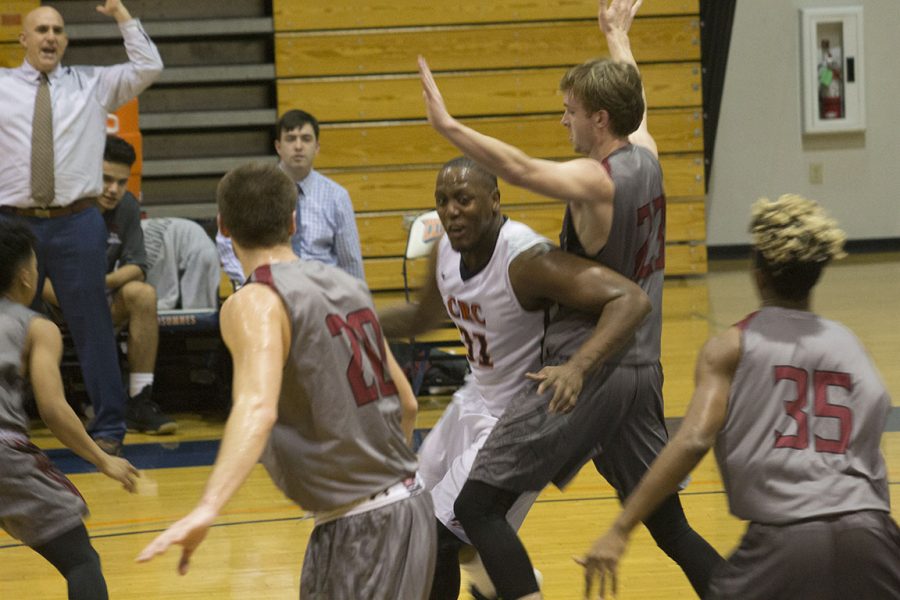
[417,55,455,132]
[96,0,132,23]
[598,0,642,36]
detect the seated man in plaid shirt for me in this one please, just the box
[217,109,365,286]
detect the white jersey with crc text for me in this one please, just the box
[717,307,892,524]
[436,219,549,417]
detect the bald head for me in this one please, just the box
[20,7,68,73]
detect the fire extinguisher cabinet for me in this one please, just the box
[800,6,865,134]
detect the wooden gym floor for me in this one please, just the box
[2,252,899,599]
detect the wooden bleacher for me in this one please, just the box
[272,0,707,308]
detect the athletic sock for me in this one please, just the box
[129,373,154,398]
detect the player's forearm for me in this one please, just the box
[567,293,651,374]
[437,119,535,188]
[604,28,636,68]
[379,303,437,339]
[39,401,108,468]
[106,264,144,290]
[196,396,277,515]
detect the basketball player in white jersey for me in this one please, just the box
[380,156,652,599]
[0,219,138,600]
[418,2,723,598]
[137,162,435,599]
[582,195,900,600]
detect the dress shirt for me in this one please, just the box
[0,19,162,208]
[217,167,365,284]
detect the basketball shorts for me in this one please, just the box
[419,382,538,543]
[0,430,88,547]
[468,362,659,493]
[300,488,436,600]
[707,510,900,600]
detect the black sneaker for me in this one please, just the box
[94,437,123,457]
[126,386,177,435]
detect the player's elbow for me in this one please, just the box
[627,287,652,322]
[673,423,716,457]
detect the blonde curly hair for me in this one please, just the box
[750,194,846,272]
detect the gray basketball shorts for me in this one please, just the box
[0,434,88,547]
[591,361,667,500]
[300,490,437,600]
[707,510,900,600]
[468,361,658,493]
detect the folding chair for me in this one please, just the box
[401,210,445,394]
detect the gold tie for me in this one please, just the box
[30,73,55,207]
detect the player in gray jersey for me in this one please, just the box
[379,157,651,600]
[418,2,722,598]
[0,219,138,600]
[137,163,435,599]
[582,194,900,600]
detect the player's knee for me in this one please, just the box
[454,481,509,530]
[123,281,157,314]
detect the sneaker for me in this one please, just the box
[93,437,123,457]
[126,386,177,435]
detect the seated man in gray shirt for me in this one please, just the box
[217,109,365,286]
[45,136,176,435]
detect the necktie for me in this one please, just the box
[293,183,304,256]
[30,73,55,207]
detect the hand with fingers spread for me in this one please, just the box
[135,506,216,575]
[99,455,140,493]
[577,527,628,599]
[96,0,132,23]
[526,361,587,413]
[417,55,456,133]
[598,0,642,36]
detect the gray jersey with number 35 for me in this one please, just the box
[718,306,891,524]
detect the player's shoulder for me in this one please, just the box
[700,326,742,373]
[499,219,551,254]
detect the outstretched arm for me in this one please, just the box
[599,0,657,156]
[378,244,447,339]
[384,339,417,445]
[418,56,614,208]
[578,327,739,597]
[28,318,138,492]
[136,284,286,574]
[510,247,652,412]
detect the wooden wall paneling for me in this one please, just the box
[315,110,702,169]
[275,18,700,77]
[273,0,698,31]
[0,1,36,42]
[0,42,23,67]
[328,153,705,212]
[365,242,707,291]
[277,62,702,121]
[356,201,706,258]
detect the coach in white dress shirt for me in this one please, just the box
[0,0,162,456]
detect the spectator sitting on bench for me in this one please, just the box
[141,217,220,310]
[44,135,176,435]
